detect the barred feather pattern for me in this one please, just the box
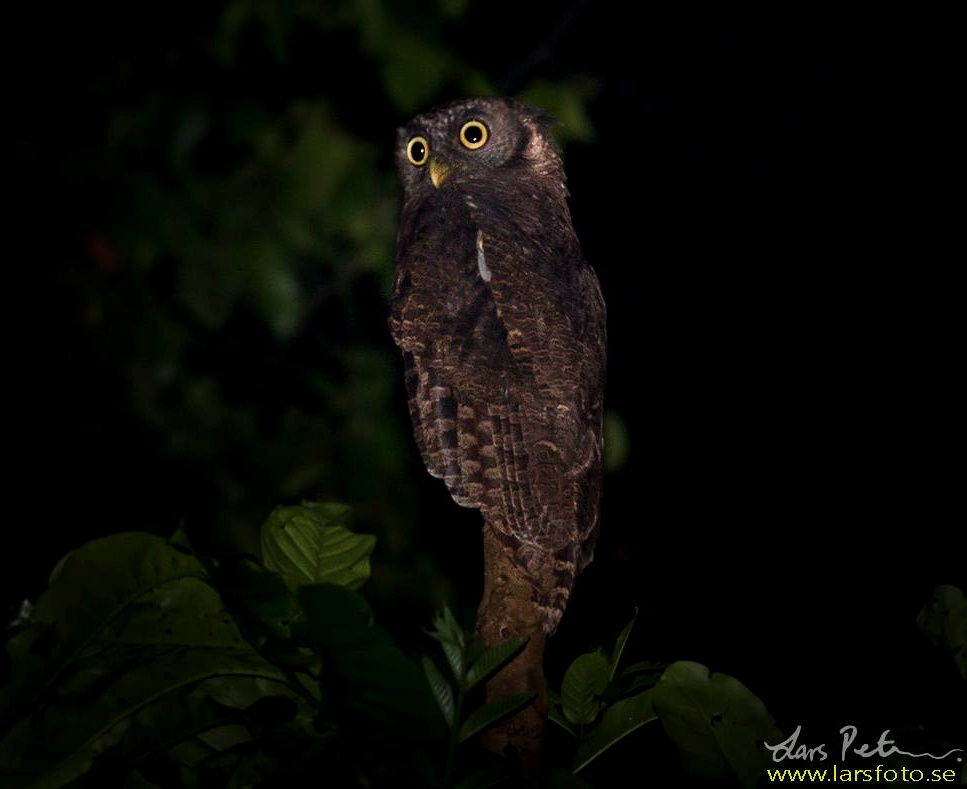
[390,96,606,635]
[399,340,603,633]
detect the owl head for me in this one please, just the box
[395,97,565,201]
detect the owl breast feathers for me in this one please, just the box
[389,97,606,633]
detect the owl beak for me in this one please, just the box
[429,158,449,188]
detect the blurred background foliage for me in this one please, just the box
[12,0,605,641]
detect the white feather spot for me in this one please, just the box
[476,230,491,282]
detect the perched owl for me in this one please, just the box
[389,97,606,635]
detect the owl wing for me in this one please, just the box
[391,239,518,509]
[481,234,606,564]
[391,228,606,560]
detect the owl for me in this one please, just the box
[389,97,606,635]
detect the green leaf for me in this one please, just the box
[547,703,577,738]
[560,653,610,725]
[572,690,657,773]
[168,523,194,553]
[296,584,445,739]
[457,693,536,743]
[620,659,666,694]
[260,501,375,592]
[620,659,667,677]
[441,605,467,648]
[422,656,456,728]
[0,534,292,789]
[425,605,467,682]
[917,585,967,679]
[465,638,527,691]
[652,661,782,789]
[85,676,309,782]
[610,608,637,679]
[623,673,662,694]
[2,533,207,731]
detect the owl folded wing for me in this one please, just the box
[391,242,605,560]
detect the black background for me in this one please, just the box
[10,2,963,775]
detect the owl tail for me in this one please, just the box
[481,519,580,636]
[532,543,580,635]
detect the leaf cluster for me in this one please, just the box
[548,610,660,775]
[0,503,439,788]
[5,503,960,788]
[421,606,532,787]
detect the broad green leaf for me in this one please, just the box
[422,656,456,728]
[917,585,967,679]
[457,693,536,743]
[2,533,207,733]
[0,534,291,789]
[202,674,308,719]
[652,661,781,789]
[548,703,577,738]
[261,502,375,592]
[610,608,637,679]
[572,690,657,773]
[297,584,444,739]
[560,653,610,725]
[465,638,526,691]
[83,677,303,780]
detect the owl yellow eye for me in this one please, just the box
[459,120,488,150]
[406,136,429,166]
